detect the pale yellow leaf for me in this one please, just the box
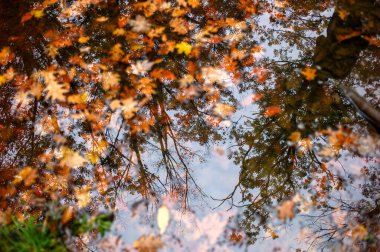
[157,205,169,234]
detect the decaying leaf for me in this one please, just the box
[133,235,164,252]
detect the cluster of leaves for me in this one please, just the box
[0,0,379,250]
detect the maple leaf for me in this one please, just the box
[350,224,368,241]
[59,147,87,168]
[213,103,236,118]
[68,92,89,104]
[263,106,282,117]
[150,68,176,81]
[188,0,200,8]
[337,9,349,20]
[318,146,339,158]
[110,98,139,119]
[249,67,267,82]
[109,43,125,61]
[169,18,188,35]
[157,205,170,234]
[273,0,288,9]
[229,232,243,244]
[175,42,192,55]
[0,47,14,66]
[134,235,164,252]
[129,15,151,33]
[201,67,233,87]
[74,187,91,208]
[277,199,295,223]
[102,71,120,91]
[300,66,316,81]
[112,28,126,36]
[41,71,69,101]
[131,60,155,75]
[13,167,37,187]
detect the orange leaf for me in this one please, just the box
[336,31,361,42]
[263,106,282,117]
[300,66,316,81]
[61,206,74,225]
[150,68,176,81]
[21,12,33,23]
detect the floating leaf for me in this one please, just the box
[157,205,170,234]
[175,42,192,55]
[263,106,282,117]
[277,199,295,223]
[300,66,316,81]
[134,235,164,252]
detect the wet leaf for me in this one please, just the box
[157,205,169,234]
[300,66,316,81]
[134,235,164,252]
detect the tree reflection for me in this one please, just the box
[0,0,379,250]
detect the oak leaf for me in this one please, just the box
[41,71,69,101]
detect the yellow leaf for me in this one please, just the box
[213,103,236,117]
[96,16,109,22]
[78,36,90,44]
[175,42,192,55]
[338,9,349,20]
[75,187,91,208]
[300,66,316,81]
[113,28,126,36]
[0,75,6,85]
[13,167,37,187]
[59,147,87,168]
[351,224,368,241]
[188,0,200,8]
[32,10,44,19]
[67,92,89,104]
[157,205,169,234]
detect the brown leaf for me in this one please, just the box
[134,235,164,252]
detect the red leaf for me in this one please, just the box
[21,12,33,23]
[263,106,282,117]
[150,69,176,81]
